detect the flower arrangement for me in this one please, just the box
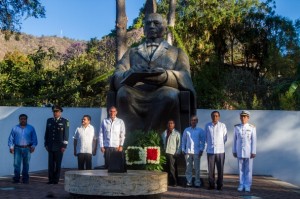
[125,146,146,165]
[145,146,160,164]
[124,130,166,171]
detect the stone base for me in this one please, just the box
[65,170,168,197]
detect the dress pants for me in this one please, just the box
[238,158,253,189]
[48,151,63,183]
[207,153,225,188]
[166,153,178,185]
[77,153,92,170]
[104,147,117,169]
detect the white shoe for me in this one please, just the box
[237,186,244,192]
[245,187,251,192]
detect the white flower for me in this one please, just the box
[125,146,146,165]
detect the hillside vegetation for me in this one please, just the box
[0,33,85,60]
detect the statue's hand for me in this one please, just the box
[131,65,149,72]
[144,70,167,85]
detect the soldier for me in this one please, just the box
[232,110,257,192]
[44,105,69,184]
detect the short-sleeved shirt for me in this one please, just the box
[73,124,95,154]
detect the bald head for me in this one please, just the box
[143,13,167,40]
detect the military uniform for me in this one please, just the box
[44,117,69,184]
[233,122,256,191]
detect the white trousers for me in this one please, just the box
[238,158,253,188]
[185,154,201,186]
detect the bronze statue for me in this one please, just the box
[109,13,196,132]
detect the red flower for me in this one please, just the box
[147,148,158,161]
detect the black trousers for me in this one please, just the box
[207,153,225,188]
[48,151,63,183]
[77,153,92,170]
[166,153,178,185]
[104,147,117,169]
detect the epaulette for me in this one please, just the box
[249,124,255,127]
[234,124,240,126]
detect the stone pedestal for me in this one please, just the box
[65,170,167,197]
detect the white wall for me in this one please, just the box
[0,106,105,178]
[0,107,299,186]
[197,109,300,186]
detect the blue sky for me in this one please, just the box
[21,0,300,41]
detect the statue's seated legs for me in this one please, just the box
[116,85,180,132]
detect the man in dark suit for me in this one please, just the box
[44,105,69,184]
[111,13,196,132]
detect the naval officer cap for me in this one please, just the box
[52,105,63,112]
[240,110,250,116]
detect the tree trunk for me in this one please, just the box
[116,0,127,62]
[167,0,176,45]
[144,0,157,15]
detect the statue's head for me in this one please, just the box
[143,13,167,40]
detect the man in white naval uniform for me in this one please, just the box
[232,110,257,192]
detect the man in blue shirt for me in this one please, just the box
[8,114,38,184]
[182,115,206,187]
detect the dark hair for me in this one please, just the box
[167,119,175,123]
[83,115,91,121]
[190,115,198,121]
[19,114,28,119]
[109,106,117,111]
[211,111,220,117]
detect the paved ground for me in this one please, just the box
[0,169,299,199]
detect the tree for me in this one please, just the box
[116,0,127,62]
[145,0,157,15]
[0,0,45,39]
[167,0,176,45]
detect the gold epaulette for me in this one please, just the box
[249,124,256,127]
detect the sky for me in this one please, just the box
[21,0,300,41]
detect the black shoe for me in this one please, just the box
[53,181,58,184]
[47,181,53,184]
[194,185,201,188]
[217,186,222,190]
[23,181,29,184]
[12,180,20,184]
[207,186,215,190]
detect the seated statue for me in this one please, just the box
[109,13,196,132]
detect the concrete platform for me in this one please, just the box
[0,169,299,199]
[65,170,167,197]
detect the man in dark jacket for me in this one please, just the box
[44,105,69,184]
